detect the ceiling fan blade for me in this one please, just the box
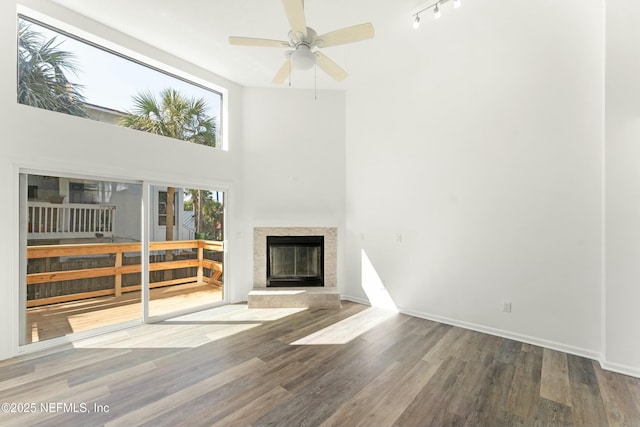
[272,59,290,84]
[282,0,307,38]
[229,36,289,48]
[316,52,349,82]
[317,23,375,48]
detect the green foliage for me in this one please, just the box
[119,88,217,147]
[17,19,88,117]
[185,189,223,241]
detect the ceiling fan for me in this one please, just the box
[229,0,375,84]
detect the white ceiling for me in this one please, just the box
[47,0,448,90]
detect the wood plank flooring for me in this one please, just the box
[1,301,639,426]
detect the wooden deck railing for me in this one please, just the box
[26,240,224,307]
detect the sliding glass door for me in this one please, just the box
[20,172,143,345]
[20,173,227,346]
[148,185,225,318]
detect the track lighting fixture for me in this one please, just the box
[411,0,461,28]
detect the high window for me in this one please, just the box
[17,15,224,150]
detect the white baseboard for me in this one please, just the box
[401,306,601,361]
[341,295,370,306]
[339,294,628,375]
[600,359,640,379]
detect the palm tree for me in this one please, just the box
[120,88,217,278]
[185,188,205,238]
[202,197,224,241]
[119,88,217,147]
[185,189,224,241]
[17,20,87,117]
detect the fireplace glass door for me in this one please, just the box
[267,236,323,287]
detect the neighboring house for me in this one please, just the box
[149,186,189,242]
[84,103,126,124]
[26,174,188,243]
[182,209,196,240]
[27,175,134,243]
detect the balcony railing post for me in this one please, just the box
[197,240,204,284]
[115,250,123,297]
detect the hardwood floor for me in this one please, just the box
[1,301,639,426]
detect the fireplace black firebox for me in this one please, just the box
[266,236,324,287]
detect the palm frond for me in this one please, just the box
[121,87,217,147]
[17,19,87,117]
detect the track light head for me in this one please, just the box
[412,0,461,28]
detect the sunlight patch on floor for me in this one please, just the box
[290,307,397,345]
[73,304,307,349]
[172,304,307,322]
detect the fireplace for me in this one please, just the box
[266,236,324,287]
[250,227,340,308]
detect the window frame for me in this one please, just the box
[16,11,229,150]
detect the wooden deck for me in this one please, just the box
[2,301,640,426]
[26,282,223,344]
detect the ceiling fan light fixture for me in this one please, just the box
[433,3,441,19]
[413,14,421,29]
[290,44,316,70]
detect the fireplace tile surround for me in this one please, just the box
[249,227,341,308]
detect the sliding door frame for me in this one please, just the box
[17,168,145,352]
[17,168,230,354]
[143,179,229,323]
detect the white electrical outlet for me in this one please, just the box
[502,301,512,313]
[396,233,402,243]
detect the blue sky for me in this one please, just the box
[26,18,222,122]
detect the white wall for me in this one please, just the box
[604,0,640,375]
[0,0,247,360]
[242,88,346,294]
[345,0,604,357]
